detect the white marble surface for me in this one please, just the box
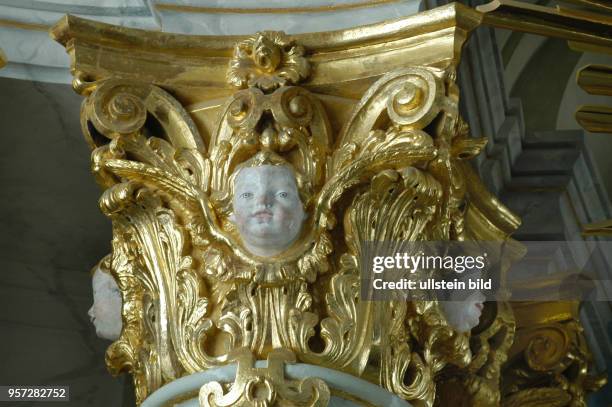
[158,0,423,35]
[0,62,72,82]
[0,6,158,27]
[0,0,153,15]
[0,0,422,83]
[0,24,70,68]
[0,0,160,83]
[159,0,399,6]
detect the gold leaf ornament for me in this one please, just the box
[199,349,330,407]
[228,31,310,92]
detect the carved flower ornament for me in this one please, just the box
[228,31,310,92]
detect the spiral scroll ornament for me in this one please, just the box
[272,86,314,128]
[87,80,150,138]
[386,67,444,129]
[525,325,571,372]
[226,89,265,130]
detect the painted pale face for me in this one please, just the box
[88,267,122,341]
[232,165,305,257]
[440,290,486,333]
[440,269,486,333]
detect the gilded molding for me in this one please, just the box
[575,64,612,133]
[227,32,310,91]
[477,0,612,51]
[575,105,612,133]
[70,60,514,407]
[556,0,612,12]
[577,65,612,96]
[50,3,481,99]
[0,18,50,32]
[582,219,612,236]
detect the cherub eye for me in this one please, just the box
[277,191,288,198]
[241,192,253,199]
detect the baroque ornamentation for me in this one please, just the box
[228,31,310,92]
[54,10,606,406]
[435,302,516,406]
[199,348,329,407]
[76,60,516,406]
[501,303,607,407]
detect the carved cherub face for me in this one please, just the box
[88,266,122,341]
[232,165,306,257]
[440,269,486,333]
[440,290,486,333]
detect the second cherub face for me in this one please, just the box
[440,269,486,333]
[232,165,306,257]
[88,265,122,341]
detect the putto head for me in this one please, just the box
[440,269,486,333]
[230,152,307,257]
[88,259,122,341]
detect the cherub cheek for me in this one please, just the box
[273,209,287,220]
[276,209,296,226]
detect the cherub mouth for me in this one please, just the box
[475,303,484,311]
[252,210,273,219]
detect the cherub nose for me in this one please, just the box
[256,192,273,207]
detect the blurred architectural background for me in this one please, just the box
[0,0,610,405]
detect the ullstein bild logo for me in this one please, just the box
[371,277,492,291]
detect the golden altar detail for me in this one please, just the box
[51,3,606,406]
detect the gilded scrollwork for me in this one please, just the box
[75,53,520,404]
[69,26,605,407]
[502,308,607,407]
[435,302,516,407]
[199,349,330,407]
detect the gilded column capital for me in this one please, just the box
[48,5,511,405]
[49,3,605,406]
